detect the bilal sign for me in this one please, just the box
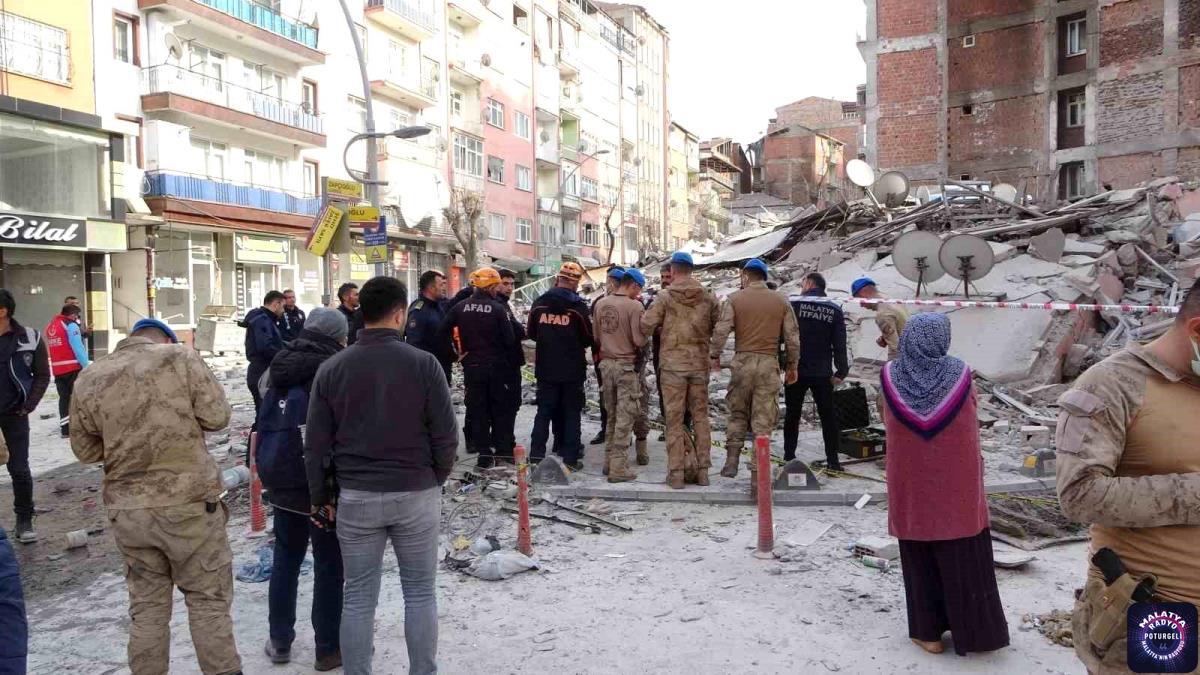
[0,212,87,249]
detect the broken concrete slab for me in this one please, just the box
[1028,228,1066,263]
[1062,238,1107,257]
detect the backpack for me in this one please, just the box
[255,384,310,492]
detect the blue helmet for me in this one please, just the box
[743,258,769,277]
[669,251,694,266]
[131,318,180,343]
[607,266,626,280]
[851,277,878,297]
[624,269,646,287]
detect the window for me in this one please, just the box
[113,14,137,64]
[515,111,531,140]
[516,218,532,243]
[302,79,318,114]
[486,99,505,128]
[188,44,225,89]
[604,228,614,250]
[122,133,139,168]
[962,35,976,48]
[487,156,505,184]
[962,104,974,116]
[0,11,70,83]
[624,225,638,251]
[584,222,599,246]
[563,215,577,243]
[1060,162,1084,200]
[390,108,412,133]
[516,165,533,191]
[243,150,285,189]
[540,218,559,245]
[513,3,529,32]
[581,177,599,202]
[387,39,408,83]
[489,213,506,240]
[563,166,579,196]
[348,96,367,134]
[1066,18,1086,56]
[303,160,319,197]
[450,89,464,117]
[257,67,285,98]
[190,138,227,180]
[454,134,483,176]
[1066,92,1085,127]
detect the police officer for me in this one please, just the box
[438,268,516,469]
[0,289,49,544]
[277,289,306,342]
[405,270,455,384]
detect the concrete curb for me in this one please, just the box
[540,477,1056,507]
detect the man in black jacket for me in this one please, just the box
[0,289,49,543]
[258,308,346,671]
[785,273,849,471]
[496,268,526,454]
[244,290,285,422]
[305,276,455,675]
[437,267,516,469]
[277,289,306,342]
[526,262,594,468]
[336,283,365,345]
[405,271,455,384]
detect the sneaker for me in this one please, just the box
[264,639,291,664]
[588,431,605,445]
[15,515,36,544]
[566,460,585,472]
[314,650,343,671]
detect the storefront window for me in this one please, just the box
[154,229,193,326]
[0,113,112,219]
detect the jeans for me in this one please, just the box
[268,508,343,657]
[0,527,28,675]
[529,381,584,463]
[55,370,79,436]
[337,488,441,675]
[783,377,840,464]
[0,415,32,520]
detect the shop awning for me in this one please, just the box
[489,255,536,272]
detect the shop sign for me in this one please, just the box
[322,177,364,202]
[235,234,291,265]
[366,244,388,264]
[0,212,87,249]
[348,205,380,225]
[307,205,345,256]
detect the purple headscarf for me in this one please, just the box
[881,312,972,439]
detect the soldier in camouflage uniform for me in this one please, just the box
[70,318,242,675]
[1056,278,1200,674]
[710,259,800,478]
[641,252,720,489]
[594,270,649,482]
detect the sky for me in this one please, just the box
[633,0,867,144]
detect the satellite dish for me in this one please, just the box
[539,129,551,143]
[875,171,910,208]
[892,230,946,296]
[916,185,932,203]
[578,139,590,153]
[939,234,995,299]
[480,53,492,67]
[164,34,185,62]
[846,159,876,188]
[993,183,1018,204]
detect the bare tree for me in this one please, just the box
[443,186,484,270]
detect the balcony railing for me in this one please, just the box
[452,170,485,194]
[142,65,323,134]
[143,170,319,216]
[195,0,317,48]
[366,0,436,33]
[599,24,636,55]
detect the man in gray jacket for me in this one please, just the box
[305,276,457,675]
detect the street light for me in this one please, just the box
[341,125,432,186]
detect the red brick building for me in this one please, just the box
[760,95,865,206]
[860,0,1200,202]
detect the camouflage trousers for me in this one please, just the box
[601,360,647,462]
[660,370,712,475]
[111,501,241,675]
[725,353,783,452]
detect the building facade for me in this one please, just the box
[759,95,863,207]
[860,0,1200,202]
[667,121,697,250]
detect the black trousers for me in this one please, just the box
[0,415,32,519]
[464,363,516,465]
[783,377,840,464]
[269,508,343,657]
[530,380,585,464]
[55,370,79,436]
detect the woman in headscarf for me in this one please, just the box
[880,312,1009,657]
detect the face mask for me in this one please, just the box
[1191,337,1200,377]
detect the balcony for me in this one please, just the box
[557,48,580,78]
[447,0,484,27]
[562,192,581,211]
[536,142,560,167]
[452,170,485,195]
[141,65,325,147]
[537,197,560,214]
[365,0,437,42]
[700,171,736,193]
[143,171,319,227]
[138,0,322,64]
[370,62,439,109]
[448,50,484,86]
[450,114,484,138]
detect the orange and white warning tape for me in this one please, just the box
[842,298,1180,315]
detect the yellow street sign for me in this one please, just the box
[322,177,364,201]
[349,205,380,223]
[306,204,345,256]
[366,244,388,264]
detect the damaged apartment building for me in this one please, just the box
[859,0,1200,202]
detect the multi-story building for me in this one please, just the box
[759,95,864,207]
[667,121,697,250]
[0,0,131,354]
[860,0,1200,202]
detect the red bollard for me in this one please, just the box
[246,432,267,538]
[753,434,774,559]
[514,444,533,556]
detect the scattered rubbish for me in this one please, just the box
[541,493,633,532]
[453,535,471,551]
[604,553,627,559]
[466,550,539,581]
[530,456,570,486]
[993,550,1036,569]
[784,519,833,547]
[64,529,89,550]
[678,606,705,622]
[502,506,601,533]
[221,465,250,490]
[470,535,501,556]
[1023,610,1074,648]
[859,556,891,572]
[236,546,273,583]
[853,494,871,510]
[851,535,900,561]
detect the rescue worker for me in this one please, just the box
[785,272,849,472]
[594,269,649,482]
[45,304,89,438]
[438,267,516,469]
[709,259,800,478]
[0,289,49,544]
[496,269,527,451]
[641,252,720,489]
[336,282,365,345]
[244,291,285,422]
[70,317,242,675]
[405,270,455,384]
[449,270,483,455]
[852,277,908,361]
[0,429,27,673]
[589,266,626,445]
[277,289,306,343]
[1056,277,1200,674]
[526,262,594,469]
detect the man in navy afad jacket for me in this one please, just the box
[244,290,286,420]
[786,272,849,471]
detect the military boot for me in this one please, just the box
[666,470,686,490]
[719,449,740,478]
[602,447,610,476]
[695,468,710,486]
[607,450,637,483]
[635,439,649,466]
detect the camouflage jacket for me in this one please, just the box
[710,281,800,370]
[70,336,232,510]
[641,275,720,372]
[875,303,909,360]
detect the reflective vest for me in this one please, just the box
[45,316,81,377]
